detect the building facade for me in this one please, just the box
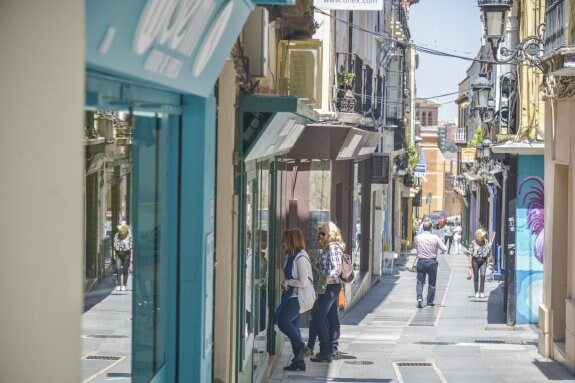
[538,0,575,374]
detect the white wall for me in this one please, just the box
[0,1,84,382]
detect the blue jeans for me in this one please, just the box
[276,297,305,356]
[116,252,130,286]
[472,257,487,293]
[416,258,438,305]
[314,283,341,355]
[307,302,317,349]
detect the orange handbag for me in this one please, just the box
[338,288,346,310]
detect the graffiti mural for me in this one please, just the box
[515,156,544,324]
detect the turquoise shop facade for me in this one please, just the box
[86,1,294,382]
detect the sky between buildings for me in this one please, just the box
[409,0,483,123]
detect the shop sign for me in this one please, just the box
[314,0,383,10]
[86,0,257,97]
[461,148,477,163]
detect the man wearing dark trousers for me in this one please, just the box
[414,221,446,308]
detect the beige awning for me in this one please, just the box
[245,117,384,164]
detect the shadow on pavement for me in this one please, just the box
[83,274,117,312]
[486,281,506,324]
[532,360,575,381]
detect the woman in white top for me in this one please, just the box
[275,228,315,371]
[452,222,463,254]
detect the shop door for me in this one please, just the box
[83,74,181,383]
[239,161,271,383]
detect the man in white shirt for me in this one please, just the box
[414,221,446,308]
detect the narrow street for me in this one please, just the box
[270,250,574,383]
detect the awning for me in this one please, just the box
[246,120,383,164]
[491,142,544,155]
[244,112,308,163]
[462,172,481,182]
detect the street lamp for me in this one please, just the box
[481,138,492,159]
[477,0,545,71]
[471,74,492,112]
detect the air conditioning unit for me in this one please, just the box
[243,7,269,77]
[277,40,323,109]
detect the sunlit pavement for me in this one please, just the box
[269,249,575,383]
[81,275,132,383]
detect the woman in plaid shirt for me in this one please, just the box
[310,221,344,363]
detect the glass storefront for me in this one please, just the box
[83,74,182,382]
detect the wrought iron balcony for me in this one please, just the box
[455,128,467,144]
[544,0,566,55]
[541,0,575,76]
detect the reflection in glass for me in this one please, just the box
[132,113,171,381]
[242,176,254,366]
[253,162,269,374]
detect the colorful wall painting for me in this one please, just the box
[515,155,544,324]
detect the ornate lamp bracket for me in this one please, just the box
[492,24,545,71]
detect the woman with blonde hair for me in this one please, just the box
[311,221,344,363]
[113,223,132,291]
[274,228,315,371]
[467,228,491,298]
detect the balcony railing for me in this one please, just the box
[544,0,566,55]
[455,128,467,144]
[334,52,368,114]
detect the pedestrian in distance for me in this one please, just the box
[417,218,426,235]
[113,223,133,291]
[311,221,344,363]
[274,228,316,372]
[466,229,491,298]
[452,221,463,254]
[414,221,446,308]
[443,221,454,254]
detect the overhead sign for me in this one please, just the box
[414,150,426,178]
[86,0,257,98]
[314,0,384,11]
[461,148,477,163]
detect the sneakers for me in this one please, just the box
[479,292,485,298]
[417,299,423,308]
[475,292,480,298]
[116,286,122,291]
[121,286,126,291]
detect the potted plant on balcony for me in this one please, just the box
[336,65,356,112]
[403,138,419,187]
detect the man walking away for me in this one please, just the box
[414,221,446,308]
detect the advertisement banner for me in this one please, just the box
[314,0,383,10]
[461,148,476,163]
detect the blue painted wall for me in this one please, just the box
[179,95,216,382]
[515,155,544,324]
